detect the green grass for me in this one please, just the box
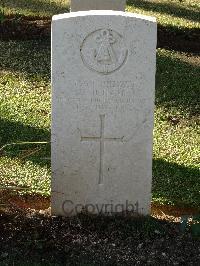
[127,0,200,30]
[1,0,70,18]
[0,40,51,196]
[0,40,199,206]
[153,49,200,206]
[1,0,199,30]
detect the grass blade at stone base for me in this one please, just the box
[0,141,49,152]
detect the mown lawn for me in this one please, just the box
[0,0,70,18]
[0,40,51,196]
[0,40,199,207]
[1,0,199,30]
[127,0,200,29]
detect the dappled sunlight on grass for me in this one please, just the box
[154,108,199,167]
[1,0,70,17]
[1,0,199,30]
[156,49,200,115]
[0,41,51,128]
[153,106,199,206]
[0,40,51,195]
[153,49,200,206]
[0,156,50,196]
[0,40,50,79]
[0,40,199,206]
[152,159,200,207]
[127,0,200,29]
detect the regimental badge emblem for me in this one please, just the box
[80,29,128,74]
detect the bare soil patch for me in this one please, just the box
[2,193,200,222]
[0,185,200,265]
[0,204,200,265]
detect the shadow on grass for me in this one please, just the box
[0,118,50,167]
[127,0,200,23]
[156,51,200,116]
[2,0,69,17]
[0,40,51,80]
[157,24,200,54]
[1,118,199,207]
[1,21,199,53]
[1,40,199,115]
[0,39,199,207]
[153,158,200,208]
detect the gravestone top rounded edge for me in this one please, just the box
[52,10,156,23]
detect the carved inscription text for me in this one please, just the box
[60,80,136,113]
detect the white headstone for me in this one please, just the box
[51,10,157,216]
[71,0,126,12]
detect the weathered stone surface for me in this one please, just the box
[71,0,126,12]
[51,11,157,216]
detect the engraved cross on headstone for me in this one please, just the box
[81,115,124,185]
